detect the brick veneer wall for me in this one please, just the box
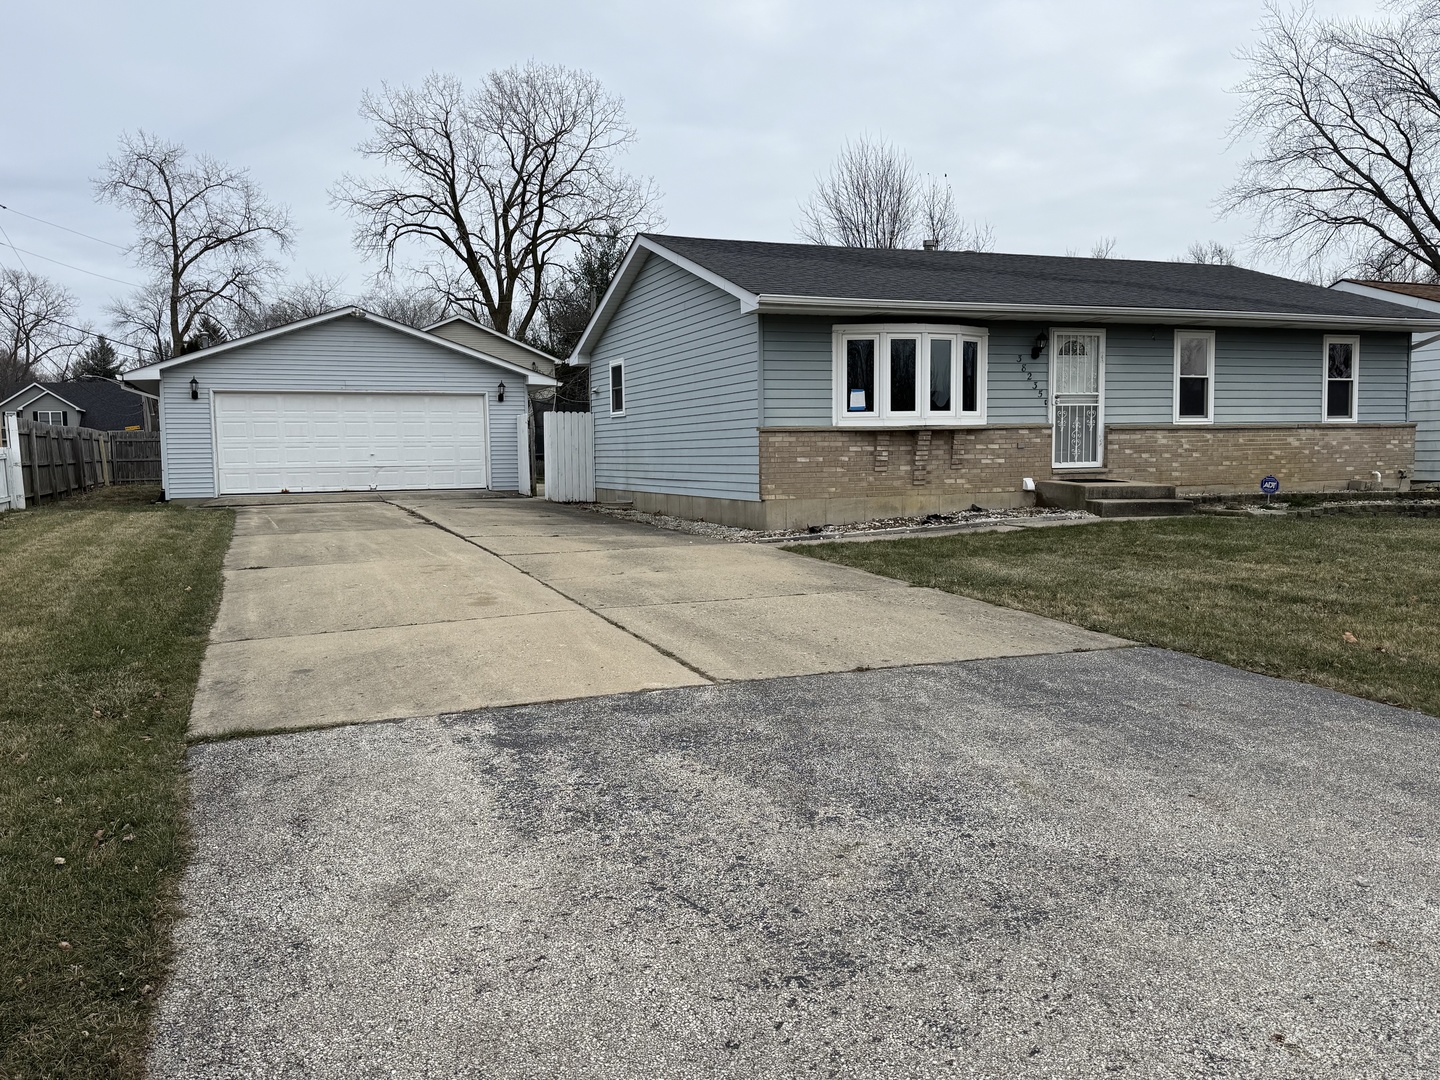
[1104,424,1414,488]
[759,423,1416,499]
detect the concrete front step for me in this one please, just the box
[1036,479,1180,510]
[1085,498,1195,518]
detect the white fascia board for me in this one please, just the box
[422,314,561,366]
[752,294,1440,332]
[122,306,557,388]
[0,382,49,410]
[1,383,86,412]
[570,236,761,363]
[1330,280,1440,314]
[123,307,368,379]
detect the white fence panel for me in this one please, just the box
[543,411,594,502]
[1,412,23,510]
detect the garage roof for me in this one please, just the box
[123,307,559,393]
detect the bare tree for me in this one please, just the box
[333,66,661,339]
[799,136,994,250]
[356,279,449,327]
[236,274,349,334]
[1090,237,1118,259]
[530,228,627,359]
[107,281,171,367]
[1224,1,1440,280]
[0,268,82,384]
[95,131,294,358]
[1179,240,1239,265]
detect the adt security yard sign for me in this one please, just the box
[1260,475,1280,495]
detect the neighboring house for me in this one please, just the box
[425,315,559,381]
[0,377,159,431]
[1331,279,1440,482]
[121,307,556,500]
[572,235,1440,528]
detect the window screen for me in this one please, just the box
[1326,341,1355,419]
[846,338,876,412]
[961,340,979,413]
[889,338,917,412]
[610,363,624,413]
[929,338,952,411]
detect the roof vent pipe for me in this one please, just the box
[922,239,937,252]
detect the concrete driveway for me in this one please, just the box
[192,494,1124,736]
[151,649,1440,1078]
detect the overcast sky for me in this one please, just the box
[0,0,1379,330]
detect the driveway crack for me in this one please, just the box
[385,498,721,685]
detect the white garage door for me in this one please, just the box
[214,391,489,495]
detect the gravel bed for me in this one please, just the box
[1199,498,1440,518]
[583,503,1091,542]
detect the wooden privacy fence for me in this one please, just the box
[108,430,162,484]
[0,414,162,507]
[543,411,594,502]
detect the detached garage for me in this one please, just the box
[122,307,556,500]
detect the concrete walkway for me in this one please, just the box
[191,494,1125,736]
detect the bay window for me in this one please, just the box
[835,325,986,425]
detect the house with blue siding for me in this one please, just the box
[122,308,556,500]
[573,236,1440,528]
[1331,279,1440,482]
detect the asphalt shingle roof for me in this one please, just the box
[646,235,1430,321]
[1,379,150,430]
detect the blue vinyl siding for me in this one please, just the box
[760,316,832,426]
[759,316,1411,429]
[1414,335,1440,480]
[1101,326,1174,423]
[158,316,528,499]
[590,255,761,500]
[985,323,1051,424]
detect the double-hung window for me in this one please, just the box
[1173,331,1214,423]
[835,324,986,426]
[33,410,67,425]
[608,360,625,416]
[1323,336,1358,422]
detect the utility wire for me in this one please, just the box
[0,203,128,250]
[0,244,142,288]
[0,221,30,272]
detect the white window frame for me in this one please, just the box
[831,323,988,427]
[33,410,67,425]
[1172,330,1215,425]
[608,359,626,417]
[1322,335,1359,423]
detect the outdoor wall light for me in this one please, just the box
[189,377,199,400]
[1030,333,1048,360]
[497,381,506,402]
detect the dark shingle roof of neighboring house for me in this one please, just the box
[0,378,152,430]
[646,235,1439,321]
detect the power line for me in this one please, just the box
[0,221,30,272]
[0,203,128,251]
[0,244,142,288]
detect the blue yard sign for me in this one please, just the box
[1260,475,1280,495]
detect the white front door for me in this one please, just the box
[214,391,489,495]
[1051,330,1104,467]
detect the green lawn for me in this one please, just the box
[791,515,1440,717]
[0,484,233,1078]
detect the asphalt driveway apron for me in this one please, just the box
[189,494,1124,735]
[152,649,1440,1078]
